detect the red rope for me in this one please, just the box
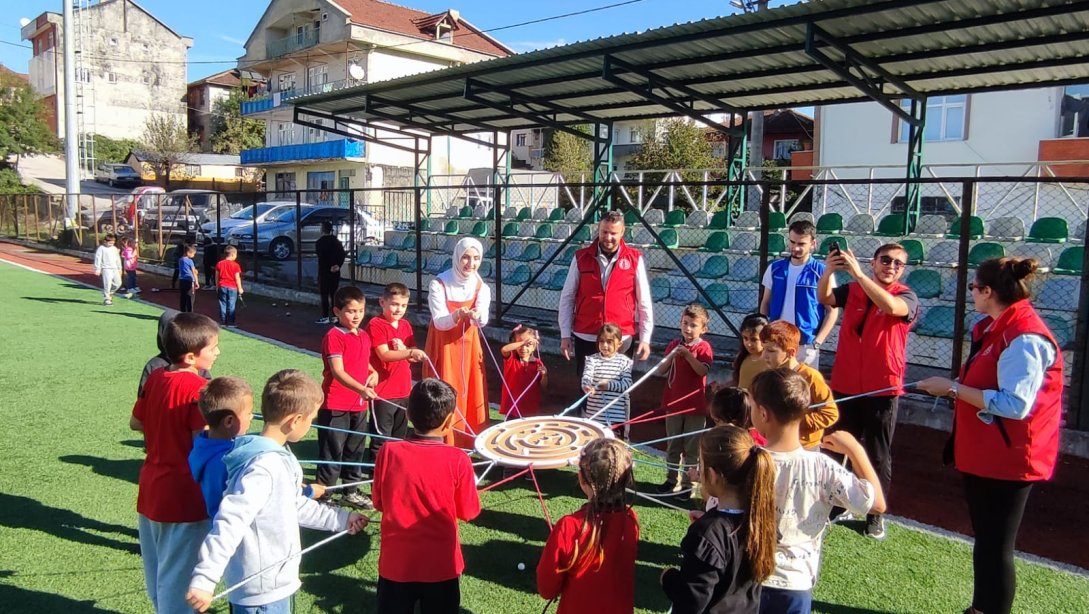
[613,405,701,430]
[478,466,532,492]
[527,465,554,530]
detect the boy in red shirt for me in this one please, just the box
[214,245,244,327]
[372,378,481,612]
[656,303,713,496]
[364,283,426,465]
[129,312,221,614]
[318,285,378,510]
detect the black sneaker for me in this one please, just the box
[865,514,886,540]
[655,481,677,494]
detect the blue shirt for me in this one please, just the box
[977,333,1057,425]
[179,256,196,281]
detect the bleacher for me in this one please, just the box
[356,205,1084,372]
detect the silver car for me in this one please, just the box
[94,163,143,188]
[200,202,293,242]
[228,205,382,260]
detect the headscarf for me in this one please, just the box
[451,237,484,284]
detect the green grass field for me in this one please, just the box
[1,260,1086,613]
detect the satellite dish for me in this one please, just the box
[19,17,31,27]
[348,63,365,81]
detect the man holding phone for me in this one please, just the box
[759,220,839,367]
[816,242,919,540]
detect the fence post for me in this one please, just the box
[949,181,975,377]
[757,180,772,295]
[295,192,303,291]
[349,190,357,284]
[1072,219,1089,430]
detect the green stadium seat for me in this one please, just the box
[374,252,397,269]
[658,228,680,249]
[906,269,942,299]
[549,208,565,222]
[400,235,416,250]
[701,231,731,253]
[572,226,592,243]
[875,213,908,237]
[535,224,553,240]
[817,236,848,258]
[502,222,520,237]
[356,249,372,265]
[968,242,1005,267]
[762,234,785,255]
[469,221,487,237]
[650,277,671,302]
[544,268,567,290]
[768,211,787,232]
[696,255,730,279]
[516,207,532,221]
[900,239,925,265]
[816,213,843,235]
[1054,246,1084,276]
[946,216,985,240]
[1042,314,1074,349]
[915,305,956,338]
[419,219,432,232]
[459,206,473,218]
[624,209,639,225]
[478,260,494,279]
[503,264,532,285]
[484,243,496,258]
[557,246,576,266]
[1026,217,1069,244]
[443,220,460,235]
[709,211,729,230]
[704,283,730,308]
[515,243,541,262]
[662,210,687,228]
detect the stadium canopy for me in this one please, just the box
[291,0,1089,139]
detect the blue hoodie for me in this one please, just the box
[189,433,236,517]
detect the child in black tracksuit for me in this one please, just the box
[314,221,346,323]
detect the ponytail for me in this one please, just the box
[742,446,777,582]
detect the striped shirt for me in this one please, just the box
[581,353,633,428]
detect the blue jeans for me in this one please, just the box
[760,587,812,614]
[218,287,238,325]
[229,596,292,614]
[124,269,137,290]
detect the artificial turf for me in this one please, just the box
[0,260,1086,614]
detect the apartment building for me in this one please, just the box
[187,69,246,153]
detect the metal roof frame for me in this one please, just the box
[291,0,1089,137]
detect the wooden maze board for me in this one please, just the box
[474,416,615,469]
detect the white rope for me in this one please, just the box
[627,488,689,513]
[212,529,353,602]
[586,346,679,422]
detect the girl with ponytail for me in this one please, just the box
[661,425,776,613]
[537,438,639,614]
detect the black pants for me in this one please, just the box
[171,261,180,289]
[362,397,408,466]
[376,576,460,614]
[318,271,340,318]
[315,409,367,493]
[179,279,195,312]
[828,393,899,503]
[963,474,1033,614]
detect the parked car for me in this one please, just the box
[79,186,165,232]
[141,190,225,234]
[93,163,143,188]
[227,205,383,260]
[200,201,294,242]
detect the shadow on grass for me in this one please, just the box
[91,311,161,321]
[20,296,91,304]
[813,601,898,614]
[462,538,540,597]
[0,580,124,613]
[0,493,138,555]
[472,508,552,544]
[118,439,145,450]
[59,454,142,485]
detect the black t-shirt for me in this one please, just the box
[661,510,760,614]
[315,234,346,271]
[832,283,919,324]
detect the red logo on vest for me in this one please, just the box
[618,259,631,270]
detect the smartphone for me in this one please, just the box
[829,239,841,256]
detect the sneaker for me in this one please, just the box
[343,491,374,510]
[132,288,142,294]
[865,514,886,540]
[315,317,329,324]
[830,508,854,524]
[103,298,112,305]
[655,481,678,495]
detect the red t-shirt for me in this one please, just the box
[750,427,768,446]
[501,355,542,417]
[133,368,209,523]
[322,326,372,411]
[662,339,714,414]
[366,316,416,400]
[537,506,640,614]
[372,436,481,582]
[215,259,242,289]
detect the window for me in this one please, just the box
[1060,85,1089,138]
[275,172,296,198]
[109,37,119,47]
[106,72,117,84]
[296,25,306,45]
[277,72,296,93]
[235,167,245,178]
[773,139,801,160]
[184,164,201,176]
[897,95,967,142]
[307,64,328,88]
[629,126,641,143]
[277,122,295,147]
[76,68,91,83]
[515,133,527,147]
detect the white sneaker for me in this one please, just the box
[132,288,142,294]
[103,298,112,305]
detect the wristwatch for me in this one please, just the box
[813,341,823,349]
[948,382,960,399]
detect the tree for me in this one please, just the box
[542,125,592,179]
[91,134,140,164]
[628,118,718,181]
[139,114,196,189]
[0,71,58,169]
[211,88,265,154]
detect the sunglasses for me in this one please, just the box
[878,255,907,269]
[969,282,986,292]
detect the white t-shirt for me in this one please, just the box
[764,447,875,591]
[761,259,836,326]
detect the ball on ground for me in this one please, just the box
[285,311,291,317]
[517,562,525,571]
[271,302,277,307]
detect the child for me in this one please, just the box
[317,285,378,509]
[202,240,220,292]
[749,369,886,613]
[733,313,769,389]
[537,438,639,614]
[214,245,244,327]
[657,304,713,496]
[709,387,767,446]
[661,425,777,613]
[186,370,368,613]
[189,376,253,518]
[129,312,220,614]
[178,244,198,313]
[93,233,123,305]
[760,321,838,449]
[500,324,549,418]
[121,236,139,295]
[138,310,211,398]
[582,323,634,435]
[315,221,346,323]
[372,378,481,612]
[364,283,426,464]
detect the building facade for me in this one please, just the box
[187,69,247,153]
[238,0,512,206]
[20,0,192,142]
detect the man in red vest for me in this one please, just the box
[558,210,654,376]
[817,243,919,541]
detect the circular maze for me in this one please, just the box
[474,416,615,469]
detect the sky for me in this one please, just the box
[0,0,770,82]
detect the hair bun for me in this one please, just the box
[1012,257,1037,280]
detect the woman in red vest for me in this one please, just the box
[918,257,1063,614]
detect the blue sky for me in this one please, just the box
[0,0,763,81]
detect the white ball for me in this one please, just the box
[285,311,291,317]
[270,302,277,307]
[517,562,525,571]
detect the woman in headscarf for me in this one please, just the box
[424,237,491,447]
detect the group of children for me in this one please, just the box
[92,233,140,304]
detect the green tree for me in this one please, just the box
[0,71,58,169]
[139,114,196,189]
[628,118,718,181]
[542,125,592,179]
[91,134,141,164]
[211,88,265,154]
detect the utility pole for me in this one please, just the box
[62,0,80,224]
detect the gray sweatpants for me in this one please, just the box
[100,268,122,300]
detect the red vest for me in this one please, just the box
[830,281,914,396]
[573,241,642,337]
[955,300,1063,481]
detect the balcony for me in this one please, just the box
[241,139,365,165]
[266,28,320,58]
[241,95,275,115]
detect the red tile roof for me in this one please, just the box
[332,0,512,57]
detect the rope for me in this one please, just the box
[586,346,679,422]
[478,466,532,492]
[212,529,357,602]
[557,392,592,417]
[527,465,554,530]
[626,488,690,514]
[324,479,373,492]
[475,461,497,486]
[477,326,531,419]
[296,459,376,467]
